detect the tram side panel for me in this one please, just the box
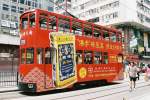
[75,36,123,83]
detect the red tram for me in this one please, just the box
[18,9,123,92]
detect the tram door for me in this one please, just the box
[50,47,57,87]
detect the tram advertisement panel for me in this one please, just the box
[58,43,75,81]
[51,32,77,88]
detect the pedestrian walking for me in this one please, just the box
[128,62,138,91]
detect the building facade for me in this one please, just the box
[54,0,71,15]
[71,0,150,65]
[0,0,54,72]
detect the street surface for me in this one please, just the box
[0,74,150,100]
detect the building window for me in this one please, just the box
[78,1,119,18]
[35,2,38,7]
[19,0,25,4]
[80,4,84,9]
[145,17,150,23]
[32,2,35,8]
[11,6,16,12]
[48,6,54,11]
[144,0,150,5]
[101,12,118,23]
[12,0,17,2]
[137,1,150,15]
[39,4,42,8]
[19,7,24,13]
[27,0,31,6]
[137,12,150,24]
[88,17,99,23]
[3,4,9,11]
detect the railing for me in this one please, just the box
[0,72,18,87]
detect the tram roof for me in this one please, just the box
[20,9,121,33]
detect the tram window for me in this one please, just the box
[29,13,35,27]
[94,27,101,38]
[45,48,51,64]
[103,31,109,40]
[49,16,57,31]
[37,48,43,64]
[58,18,70,32]
[84,24,92,37]
[117,33,122,42]
[103,52,108,64]
[110,32,116,42]
[72,21,82,35]
[117,54,123,63]
[26,48,34,64]
[76,50,83,64]
[21,16,28,29]
[94,52,102,64]
[84,51,92,64]
[21,49,25,64]
[39,17,47,29]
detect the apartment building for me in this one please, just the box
[71,0,150,65]
[0,0,54,71]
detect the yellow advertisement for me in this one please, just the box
[50,32,77,88]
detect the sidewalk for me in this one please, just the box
[0,86,18,93]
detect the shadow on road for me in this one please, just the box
[20,82,120,96]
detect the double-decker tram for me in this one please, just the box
[18,9,123,92]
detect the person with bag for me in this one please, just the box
[145,64,150,81]
[125,62,130,78]
[137,66,141,80]
[128,62,138,91]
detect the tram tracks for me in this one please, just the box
[0,79,149,100]
[87,82,150,100]
[0,81,125,100]
[49,80,149,100]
